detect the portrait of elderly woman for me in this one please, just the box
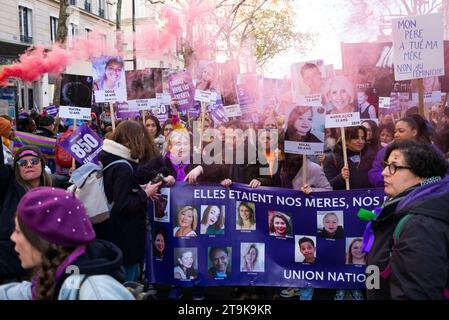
[322,76,356,115]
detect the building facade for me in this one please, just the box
[120,0,184,71]
[0,0,116,112]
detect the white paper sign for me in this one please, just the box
[223,104,242,117]
[156,93,171,105]
[94,89,127,103]
[195,89,217,103]
[59,106,91,120]
[284,141,324,155]
[127,98,158,111]
[379,97,391,109]
[392,13,444,81]
[325,112,361,128]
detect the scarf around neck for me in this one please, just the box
[102,139,139,163]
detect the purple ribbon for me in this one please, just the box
[361,207,382,253]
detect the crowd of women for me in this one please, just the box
[0,96,448,300]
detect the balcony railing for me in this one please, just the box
[84,1,91,12]
[20,35,33,44]
[98,8,105,18]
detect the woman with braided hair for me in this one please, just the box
[0,187,134,300]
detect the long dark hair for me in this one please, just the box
[110,120,159,162]
[13,145,52,191]
[17,215,72,300]
[398,114,431,144]
[285,106,313,141]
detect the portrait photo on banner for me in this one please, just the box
[316,210,345,239]
[268,210,293,238]
[173,205,198,237]
[294,235,317,264]
[125,69,160,101]
[153,188,170,223]
[173,247,198,280]
[283,104,325,155]
[153,229,166,260]
[200,205,225,235]
[356,85,379,120]
[208,247,232,279]
[91,55,127,103]
[291,59,326,107]
[345,237,366,266]
[322,75,357,115]
[235,201,256,231]
[240,243,265,273]
[195,61,220,92]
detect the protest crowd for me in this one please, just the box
[1,11,449,302]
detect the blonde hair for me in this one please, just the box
[163,128,190,155]
[322,76,354,105]
[178,206,198,230]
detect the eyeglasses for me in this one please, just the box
[17,157,41,168]
[164,128,173,132]
[382,161,412,175]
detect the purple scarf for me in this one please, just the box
[31,245,87,300]
[167,153,189,182]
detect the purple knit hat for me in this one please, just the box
[17,187,96,247]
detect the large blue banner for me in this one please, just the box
[145,183,385,289]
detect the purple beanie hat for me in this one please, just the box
[17,187,96,247]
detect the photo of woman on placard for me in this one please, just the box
[200,205,225,235]
[195,62,218,91]
[173,206,198,237]
[346,238,366,265]
[126,69,156,100]
[317,211,344,239]
[285,105,324,143]
[93,57,125,91]
[236,201,256,230]
[153,229,166,260]
[268,211,293,238]
[240,243,265,272]
[174,248,198,280]
[322,76,356,115]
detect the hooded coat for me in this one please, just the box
[0,240,134,300]
[389,177,449,300]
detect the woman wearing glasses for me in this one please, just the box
[365,140,448,299]
[0,145,52,280]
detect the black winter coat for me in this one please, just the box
[0,147,27,280]
[94,151,148,266]
[323,145,375,190]
[390,179,449,300]
[365,186,417,300]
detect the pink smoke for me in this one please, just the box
[0,27,119,87]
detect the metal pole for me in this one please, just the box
[132,0,137,70]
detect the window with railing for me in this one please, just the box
[68,23,78,47]
[50,16,58,43]
[84,0,91,12]
[70,0,76,6]
[99,0,105,18]
[18,6,33,44]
